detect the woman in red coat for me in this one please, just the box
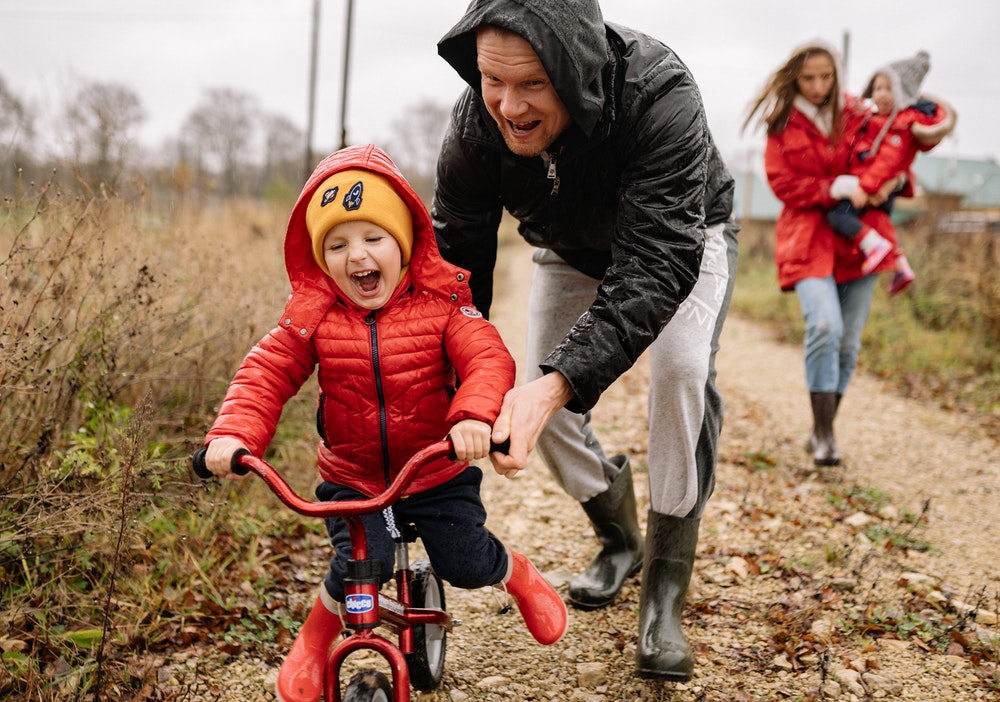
[202,144,567,702]
[745,40,898,467]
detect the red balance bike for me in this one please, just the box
[192,438,505,702]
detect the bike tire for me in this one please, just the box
[405,559,447,691]
[343,669,392,702]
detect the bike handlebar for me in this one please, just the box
[191,446,251,478]
[190,438,510,519]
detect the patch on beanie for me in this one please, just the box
[320,186,339,207]
[344,181,363,211]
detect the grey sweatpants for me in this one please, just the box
[525,220,737,517]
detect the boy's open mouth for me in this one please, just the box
[352,270,381,293]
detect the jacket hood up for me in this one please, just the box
[437,0,610,138]
[280,144,472,339]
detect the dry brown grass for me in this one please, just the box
[1,183,289,475]
[0,177,294,699]
[901,225,1000,339]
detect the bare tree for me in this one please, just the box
[182,88,259,197]
[0,74,36,191]
[385,99,452,204]
[63,79,145,189]
[1,74,33,153]
[261,112,305,201]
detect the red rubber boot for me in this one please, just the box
[275,591,343,702]
[889,254,915,295]
[502,551,569,645]
[859,229,893,275]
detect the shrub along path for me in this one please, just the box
[159,239,1000,700]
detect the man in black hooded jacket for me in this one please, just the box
[433,0,738,681]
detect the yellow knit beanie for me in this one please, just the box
[306,169,414,276]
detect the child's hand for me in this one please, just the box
[849,186,868,209]
[871,176,902,206]
[448,419,492,461]
[205,436,250,480]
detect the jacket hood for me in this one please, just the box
[792,38,845,117]
[437,0,610,138]
[910,94,958,146]
[282,144,472,337]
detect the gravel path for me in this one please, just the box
[162,239,1000,701]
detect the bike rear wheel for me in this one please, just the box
[405,559,446,691]
[344,669,392,701]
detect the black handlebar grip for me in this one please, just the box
[229,448,251,475]
[191,447,212,479]
[191,446,251,479]
[490,438,511,455]
[444,437,510,461]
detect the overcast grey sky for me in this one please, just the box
[2,0,997,170]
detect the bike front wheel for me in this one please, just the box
[343,669,392,702]
[405,559,447,691]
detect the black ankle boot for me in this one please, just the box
[636,512,699,681]
[809,391,842,466]
[805,393,841,454]
[568,456,643,610]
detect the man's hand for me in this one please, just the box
[490,372,574,479]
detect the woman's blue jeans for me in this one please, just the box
[793,274,878,395]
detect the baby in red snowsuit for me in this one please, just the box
[827,50,957,294]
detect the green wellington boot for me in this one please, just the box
[636,512,699,681]
[568,456,643,610]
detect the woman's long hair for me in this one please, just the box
[743,41,844,140]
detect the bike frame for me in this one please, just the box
[223,440,457,702]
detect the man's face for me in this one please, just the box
[476,28,572,157]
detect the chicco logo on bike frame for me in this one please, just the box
[345,593,375,614]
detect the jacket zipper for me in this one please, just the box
[543,149,561,197]
[365,311,392,487]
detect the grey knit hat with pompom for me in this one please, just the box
[863,50,930,110]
